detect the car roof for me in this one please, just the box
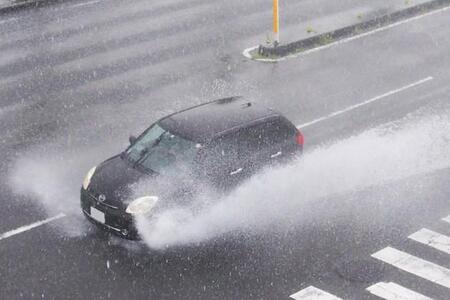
[159,97,279,142]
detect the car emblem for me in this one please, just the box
[98,194,106,202]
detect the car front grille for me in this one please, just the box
[80,188,138,239]
[85,189,120,210]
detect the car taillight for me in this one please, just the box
[296,131,304,146]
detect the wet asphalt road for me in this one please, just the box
[0,0,450,299]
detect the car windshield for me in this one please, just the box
[124,123,198,174]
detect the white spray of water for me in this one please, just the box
[7,145,119,236]
[7,108,450,244]
[136,111,450,249]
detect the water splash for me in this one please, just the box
[136,110,450,249]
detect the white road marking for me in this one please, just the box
[69,0,101,8]
[0,18,18,25]
[409,228,450,255]
[290,286,342,300]
[244,5,450,62]
[372,247,450,289]
[296,76,433,129]
[366,282,432,300]
[0,213,66,242]
[442,215,450,224]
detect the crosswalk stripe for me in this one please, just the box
[289,286,342,300]
[366,282,433,300]
[442,215,450,224]
[372,247,450,288]
[409,228,450,255]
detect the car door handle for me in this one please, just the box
[230,168,243,175]
[270,151,282,158]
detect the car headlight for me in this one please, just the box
[126,196,159,215]
[82,166,97,190]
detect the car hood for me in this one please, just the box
[88,155,149,208]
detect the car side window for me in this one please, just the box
[201,134,239,168]
[199,118,296,167]
[236,124,267,156]
[234,118,296,156]
[263,118,296,146]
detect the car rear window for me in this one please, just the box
[237,118,295,153]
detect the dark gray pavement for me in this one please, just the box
[0,0,449,299]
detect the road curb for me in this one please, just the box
[0,0,61,14]
[253,0,450,60]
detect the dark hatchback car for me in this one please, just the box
[81,97,304,239]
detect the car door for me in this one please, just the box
[199,133,244,189]
[235,123,272,174]
[262,117,298,164]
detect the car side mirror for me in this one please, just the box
[129,135,137,145]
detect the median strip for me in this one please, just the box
[244,0,450,62]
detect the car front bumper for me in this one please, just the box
[80,188,139,240]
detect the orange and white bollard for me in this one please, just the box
[273,0,280,46]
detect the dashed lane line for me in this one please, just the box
[297,76,433,129]
[0,213,66,242]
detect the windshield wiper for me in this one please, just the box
[133,161,157,175]
[133,133,166,166]
[120,151,132,163]
[133,148,149,167]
